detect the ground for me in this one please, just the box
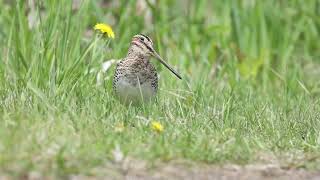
[3,160,320,179]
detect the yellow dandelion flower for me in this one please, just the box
[94,23,115,38]
[151,121,164,133]
[114,122,125,133]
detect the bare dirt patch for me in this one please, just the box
[1,162,319,180]
[2,154,320,180]
[66,158,320,180]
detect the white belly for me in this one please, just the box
[116,80,156,103]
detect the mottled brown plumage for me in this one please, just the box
[113,34,181,103]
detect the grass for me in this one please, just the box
[0,0,320,177]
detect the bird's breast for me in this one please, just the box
[115,77,156,103]
[113,58,158,103]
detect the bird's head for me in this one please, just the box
[129,34,182,79]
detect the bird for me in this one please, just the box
[113,34,182,104]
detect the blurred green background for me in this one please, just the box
[0,0,319,89]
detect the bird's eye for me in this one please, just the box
[139,37,144,41]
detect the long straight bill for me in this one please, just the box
[153,52,182,79]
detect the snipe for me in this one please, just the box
[113,34,182,103]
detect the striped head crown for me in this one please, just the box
[130,34,154,56]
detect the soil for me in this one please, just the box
[2,157,320,180]
[69,159,320,180]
